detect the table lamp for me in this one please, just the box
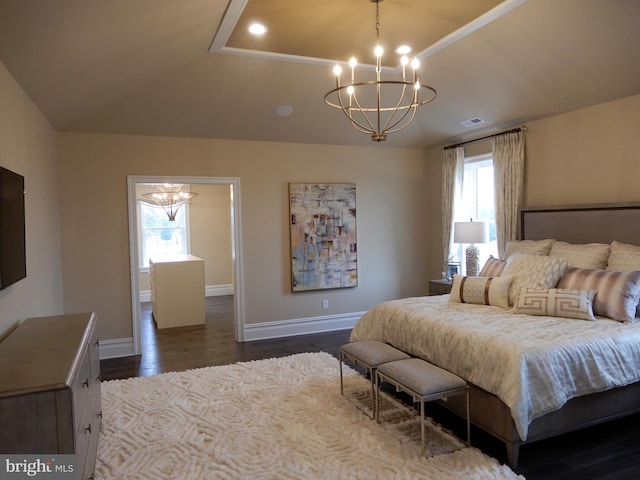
[454,220,489,276]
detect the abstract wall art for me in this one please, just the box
[289,183,357,291]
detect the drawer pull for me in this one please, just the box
[83,378,90,388]
[98,411,103,419]
[84,424,92,434]
[94,339,100,347]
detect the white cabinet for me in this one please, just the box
[149,254,205,329]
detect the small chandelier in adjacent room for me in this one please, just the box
[139,184,198,221]
[324,0,437,142]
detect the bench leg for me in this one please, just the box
[339,351,344,395]
[465,387,471,446]
[339,351,376,419]
[420,398,426,456]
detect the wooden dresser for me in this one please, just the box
[0,313,101,480]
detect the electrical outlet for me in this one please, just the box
[322,299,329,310]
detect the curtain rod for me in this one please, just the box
[443,126,526,150]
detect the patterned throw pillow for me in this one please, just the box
[549,241,610,270]
[479,255,506,277]
[606,241,640,272]
[501,253,570,306]
[557,268,640,323]
[449,274,512,310]
[513,287,596,321]
[503,239,554,259]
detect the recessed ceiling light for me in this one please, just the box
[248,23,267,35]
[396,45,412,55]
[275,105,293,117]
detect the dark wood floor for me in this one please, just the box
[101,296,640,479]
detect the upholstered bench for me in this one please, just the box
[339,341,410,418]
[376,358,470,456]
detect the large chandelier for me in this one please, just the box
[139,184,198,221]
[324,0,437,142]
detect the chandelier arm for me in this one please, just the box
[325,88,380,135]
[382,85,437,134]
[348,91,379,134]
[384,105,419,135]
[380,81,411,132]
[332,90,373,134]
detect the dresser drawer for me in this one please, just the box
[72,345,93,432]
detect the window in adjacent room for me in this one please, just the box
[138,202,191,270]
[453,153,498,270]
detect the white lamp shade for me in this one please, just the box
[454,221,489,244]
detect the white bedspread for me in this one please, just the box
[350,295,640,440]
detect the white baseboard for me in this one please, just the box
[243,311,365,341]
[101,311,363,359]
[99,337,135,360]
[206,284,234,297]
[139,284,233,302]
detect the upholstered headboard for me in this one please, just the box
[521,203,640,245]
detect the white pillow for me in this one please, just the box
[503,239,554,259]
[549,241,610,270]
[606,241,640,272]
[449,274,512,310]
[501,253,570,306]
[513,287,596,321]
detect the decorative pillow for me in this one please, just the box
[557,268,640,323]
[503,239,554,259]
[449,274,512,310]
[501,253,570,306]
[549,241,610,270]
[606,241,640,272]
[479,255,506,277]
[513,287,596,321]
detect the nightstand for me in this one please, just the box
[429,279,453,296]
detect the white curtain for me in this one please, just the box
[441,146,464,274]
[492,130,525,258]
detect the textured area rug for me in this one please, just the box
[96,352,523,479]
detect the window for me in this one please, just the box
[453,153,498,270]
[138,203,191,269]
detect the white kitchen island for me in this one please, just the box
[149,254,205,329]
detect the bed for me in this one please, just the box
[350,203,640,468]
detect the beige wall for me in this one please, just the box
[190,184,233,287]
[525,93,640,206]
[425,93,640,280]
[0,62,64,335]
[58,133,428,342]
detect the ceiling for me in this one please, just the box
[1,0,639,148]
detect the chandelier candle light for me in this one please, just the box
[140,184,198,222]
[324,0,437,142]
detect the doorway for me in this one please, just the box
[127,175,245,356]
